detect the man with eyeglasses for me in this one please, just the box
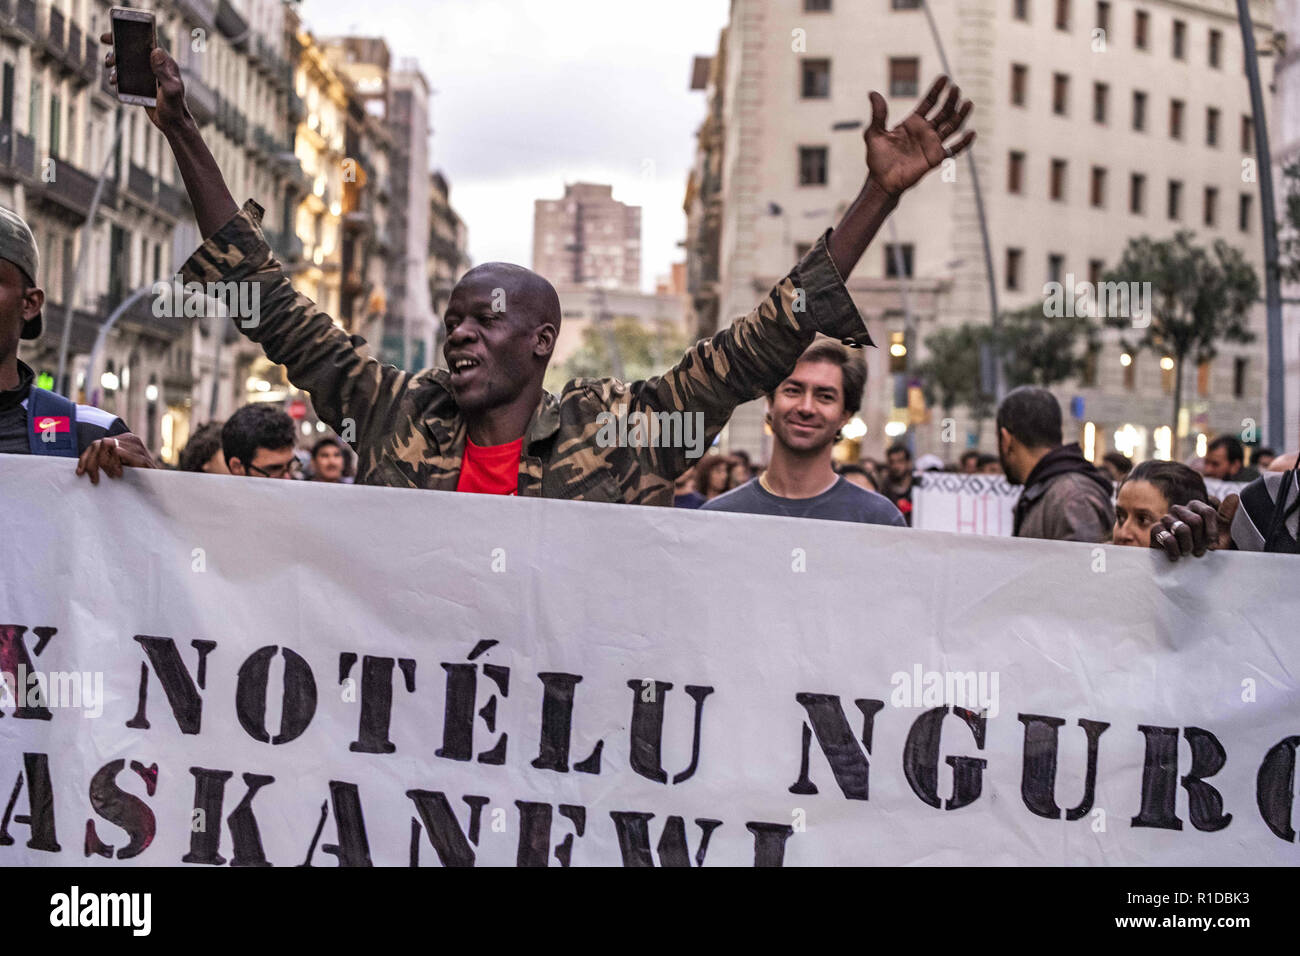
[220,403,301,479]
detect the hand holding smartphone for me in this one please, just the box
[110,7,157,108]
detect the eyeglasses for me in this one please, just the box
[247,458,303,479]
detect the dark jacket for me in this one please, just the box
[1013,443,1115,542]
[181,201,874,505]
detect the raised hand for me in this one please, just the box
[865,76,975,197]
[101,33,193,133]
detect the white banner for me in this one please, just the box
[1,457,1297,866]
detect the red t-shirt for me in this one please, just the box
[456,437,524,495]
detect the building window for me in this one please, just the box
[1239,193,1253,232]
[1197,359,1211,397]
[1092,82,1108,124]
[1090,166,1107,207]
[1006,248,1023,290]
[1055,0,1070,30]
[1162,360,1175,394]
[1206,107,1219,147]
[1052,73,1069,115]
[48,94,60,158]
[1082,342,1100,386]
[1241,114,1253,152]
[1013,0,1028,21]
[889,57,919,97]
[1167,179,1183,219]
[1096,1,1110,33]
[1,63,13,128]
[1088,258,1104,284]
[1008,150,1025,193]
[1169,99,1184,139]
[1048,253,1064,283]
[1209,29,1222,68]
[1011,63,1027,106]
[1124,353,1136,390]
[1204,186,1218,227]
[1050,158,1068,201]
[1130,173,1146,214]
[805,0,832,9]
[802,58,831,98]
[1132,90,1147,131]
[1233,357,1247,398]
[1134,9,1149,49]
[891,0,921,8]
[884,243,914,278]
[799,146,828,185]
[1172,20,1186,59]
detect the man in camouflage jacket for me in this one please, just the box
[113,38,975,504]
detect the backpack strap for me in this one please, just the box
[25,388,79,458]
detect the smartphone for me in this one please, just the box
[110,7,157,107]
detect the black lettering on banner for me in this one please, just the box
[745,821,794,867]
[1182,726,1232,832]
[1257,735,1300,841]
[1017,713,1110,820]
[181,769,275,867]
[405,790,489,867]
[788,693,885,800]
[0,752,61,851]
[84,759,157,860]
[531,673,604,774]
[235,645,318,745]
[0,624,53,720]
[312,781,373,867]
[341,654,417,754]
[514,800,587,867]
[609,811,721,867]
[1131,725,1182,829]
[125,635,217,734]
[903,706,988,810]
[625,680,714,784]
[436,660,509,765]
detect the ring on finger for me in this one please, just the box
[943,144,954,160]
[1170,520,1188,534]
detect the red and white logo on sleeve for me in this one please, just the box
[33,416,71,434]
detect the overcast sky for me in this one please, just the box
[302,0,731,292]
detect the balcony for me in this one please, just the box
[180,66,217,127]
[78,30,98,84]
[174,0,216,32]
[26,155,99,222]
[214,0,247,45]
[157,179,186,218]
[15,0,34,38]
[45,6,64,55]
[39,301,101,354]
[127,162,155,204]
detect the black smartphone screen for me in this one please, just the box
[112,17,155,98]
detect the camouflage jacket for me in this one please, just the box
[180,200,874,505]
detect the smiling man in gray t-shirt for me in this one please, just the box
[701,341,905,527]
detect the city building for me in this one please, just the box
[533,181,642,292]
[1274,0,1300,452]
[384,60,435,371]
[694,0,1274,465]
[427,168,468,367]
[684,31,727,339]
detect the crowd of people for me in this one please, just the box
[3,46,1295,570]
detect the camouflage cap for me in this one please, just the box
[0,205,40,339]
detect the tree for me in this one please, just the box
[915,323,995,433]
[1103,231,1258,458]
[997,304,1099,389]
[546,316,692,392]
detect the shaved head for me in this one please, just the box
[460,262,561,334]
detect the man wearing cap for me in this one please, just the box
[0,205,155,481]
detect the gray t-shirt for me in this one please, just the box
[700,476,906,526]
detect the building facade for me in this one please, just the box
[534,181,642,292]
[696,0,1274,465]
